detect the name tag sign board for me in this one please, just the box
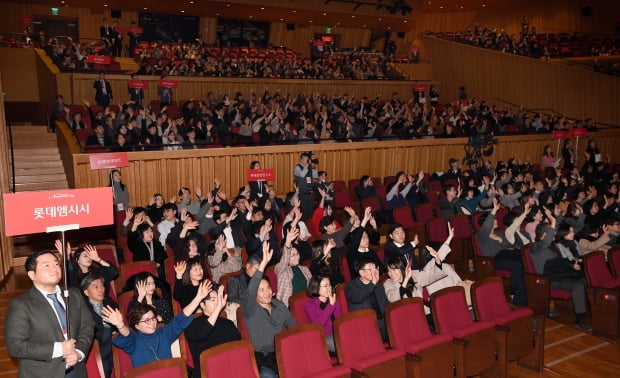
[569,128,587,138]
[128,80,148,89]
[87,55,111,64]
[247,168,275,182]
[89,152,129,170]
[3,187,113,236]
[552,130,568,140]
[158,79,178,88]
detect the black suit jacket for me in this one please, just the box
[5,287,95,378]
[93,80,113,106]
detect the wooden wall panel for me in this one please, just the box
[424,36,620,126]
[0,67,15,278]
[0,48,39,102]
[72,130,620,207]
[66,73,421,106]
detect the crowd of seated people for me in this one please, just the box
[44,140,620,376]
[49,88,601,152]
[431,22,620,60]
[132,42,400,79]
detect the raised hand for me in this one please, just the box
[174,261,187,279]
[126,207,134,220]
[136,279,148,301]
[195,187,202,197]
[426,245,441,264]
[215,234,227,251]
[83,244,100,263]
[286,227,300,245]
[196,279,213,301]
[101,306,125,329]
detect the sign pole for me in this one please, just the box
[575,136,580,166]
[46,224,80,337]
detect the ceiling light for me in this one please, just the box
[482,4,486,7]
[260,7,264,10]
[292,10,297,13]
[460,6,463,9]
[190,1,193,3]
[309,20,313,23]
[351,15,355,18]
[60,0,64,3]
[280,18,284,21]
[440,6,443,9]
[181,10,185,13]
[378,17,382,21]
[403,20,408,23]
[144,7,147,10]
[226,3,231,7]
[103,4,108,7]
[323,12,327,16]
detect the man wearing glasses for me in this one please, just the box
[344,257,389,341]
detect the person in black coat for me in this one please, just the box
[128,73,144,108]
[93,71,113,108]
[127,222,167,278]
[81,274,118,378]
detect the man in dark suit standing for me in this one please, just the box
[5,250,95,378]
[128,73,144,108]
[93,71,113,108]
[100,18,113,46]
[81,274,117,378]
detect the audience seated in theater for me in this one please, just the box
[276,228,313,306]
[103,280,211,368]
[226,252,262,304]
[63,242,118,297]
[242,243,296,378]
[173,257,209,307]
[310,239,345,287]
[206,234,242,283]
[344,257,389,341]
[304,276,342,353]
[184,284,241,378]
[81,274,118,378]
[127,272,173,324]
[346,207,384,278]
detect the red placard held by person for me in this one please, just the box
[3,188,114,236]
[87,55,111,64]
[247,168,275,182]
[552,130,568,140]
[413,85,427,92]
[128,26,143,34]
[569,128,587,138]
[89,152,129,170]
[19,15,33,24]
[158,79,178,88]
[128,80,148,89]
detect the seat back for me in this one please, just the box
[471,276,512,321]
[339,255,352,282]
[610,246,620,278]
[112,344,134,378]
[521,244,536,273]
[90,242,119,268]
[85,339,105,378]
[335,283,349,314]
[264,266,278,294]
[275,324,333,378]
[125,357,188,378]
[117,291,135,323]
[334,191,356,209]
[164,257,176,289]
[430,286,474,335]
[362,197,383,213]
[334,309,386,366]
[199,340,259,378]
[288,291,312,325]
[332,180,346,192]
[348,179,360,194]
[427,217,448,243]
[584,251,619,288]
[450,214,472,238]
[236,306,250,340]
[415,204,435,223]
[393,206,416,229]
[385,298,433,350]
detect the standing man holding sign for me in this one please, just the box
[294,152,319,220]
[5,250,95,378]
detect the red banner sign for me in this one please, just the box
[3,187,114,236]
[552,130,568,140]
[158,79,178,88]
[128,80,148,89]
[569,128,587,138]
[247,168,275,182]
[89,152,129,170]
[87,55,111,64]
[413,85,428,92]
[19,15,33,25]
[114,26,124,34]
[128,26,144,34]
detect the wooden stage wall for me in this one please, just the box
[65,73,428,108]
[73,130,620,207]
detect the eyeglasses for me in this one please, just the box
[139,317,157,324]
